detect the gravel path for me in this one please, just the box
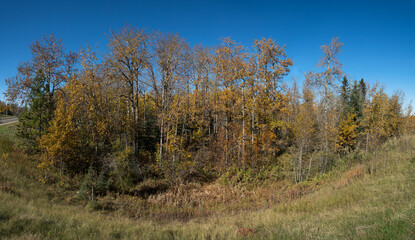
[0,117,18,126]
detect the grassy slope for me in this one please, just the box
[0,123,414,239]
[0,122,18,138]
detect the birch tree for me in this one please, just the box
[308,37,343,172]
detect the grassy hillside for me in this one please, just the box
[0,122,414,239]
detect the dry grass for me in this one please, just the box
[1,124,415,239]
[332,164,365,189]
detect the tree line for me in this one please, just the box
[0,100,20,116]
[6,25,414,192]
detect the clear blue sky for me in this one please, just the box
[1,0,414,106]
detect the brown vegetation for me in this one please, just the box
[3,25,415,225]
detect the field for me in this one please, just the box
[0,122,415,239]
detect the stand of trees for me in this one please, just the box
[6,26,414,191]
[0,99,21,116]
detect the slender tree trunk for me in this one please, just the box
[159,117,164,166]
[306,153,314,181]
[225,114,228,166]
[242,86,246,167]
[293,157,297,183]
[251,84,256,163]
[298,140,304,182]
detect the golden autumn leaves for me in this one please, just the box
[6,27,411,186]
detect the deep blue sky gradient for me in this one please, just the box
[1,0,414,106]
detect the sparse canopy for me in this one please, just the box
[6,34,78,104]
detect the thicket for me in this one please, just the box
[5,25,415,194]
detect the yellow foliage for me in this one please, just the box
[336,111,357,151]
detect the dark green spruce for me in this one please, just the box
[17,70,55,151]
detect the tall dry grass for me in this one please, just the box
[1,123,415,239]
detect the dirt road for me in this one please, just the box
[0,117,18,126]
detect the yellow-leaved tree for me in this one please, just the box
[40,47,114,175]
[336,111,358,153]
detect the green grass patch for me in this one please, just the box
[0,122,17,141]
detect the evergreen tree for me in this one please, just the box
[340,76,350,116]
[17,70,54,151]
[350,80,363,119]
[359,78,367,101]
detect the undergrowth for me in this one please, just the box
[1,122,415,239]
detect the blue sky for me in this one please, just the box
[1,0,414,106]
